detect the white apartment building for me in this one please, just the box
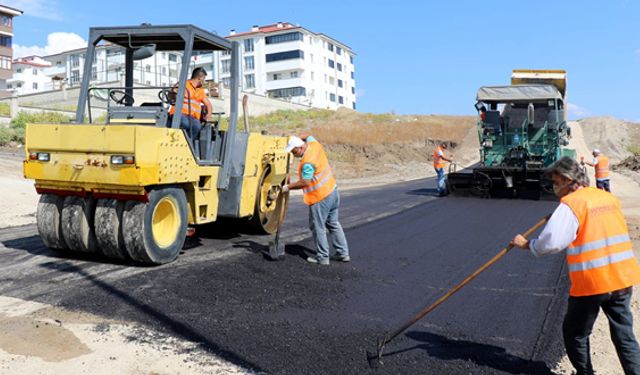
[220,22,356,110]
[40,44,186,89]
[7,56,53,94]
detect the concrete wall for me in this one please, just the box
[0,82,311,121]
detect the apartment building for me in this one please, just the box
[0,4,22,93]
[7,56,53,94]
[221,22,356,110]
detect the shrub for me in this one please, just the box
[0,102,9,116]
[628,144,640,156]
[10,111,74,130]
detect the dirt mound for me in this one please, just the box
[578,117,632,162]
[613,155,640,172]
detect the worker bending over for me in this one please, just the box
[581,148,611,192]
[282,133,350,265]
[512,156,640,375]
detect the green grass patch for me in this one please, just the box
[628,144,640,156]
[0,102,9,116]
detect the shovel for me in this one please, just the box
[366,214,551,368]
[267,186,288,261]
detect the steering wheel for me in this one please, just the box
[158,88,176,105]
[109,90,134,105]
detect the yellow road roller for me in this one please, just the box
[23,25,289,264]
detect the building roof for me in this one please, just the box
[227,22,354,53]
[12,58,51,68]
[476,85,562,102]
[0,5,23,16]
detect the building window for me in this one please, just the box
[338,96,344,104]
[0,35,12,48]
[245,74,255,89]
[222,50,231,56]
[352,102,356,110]
[71,54,80,68]
[6,84,11,89]
[328,59,334,68]
[145,65,151,72]
[91,66,97,80]
[329,77,335,85]
[310,72,314,81]
[222,60,231,74]
[327,43,334,52]
[272,73,282,81]
[352,87,355,94]
[0,56,11,69]
[351,71,354,79]
[32,68,37,75]
[290,71,298,78]
[336,46,342,55]
[244,38,254,52]
[266,50,304,63]
[2,16,12,27]
[169,54,178,62]
[71,70,80,85]
[33,82,38,90]
[267,86,306,98]
[244,56,254,70]
[16,68,21,73]
[222,77,231,87]
[338,79,343,88]
[161,67,167,75]
[265,32,303,45]
[329,93,336,102]
[17,83,22,88]
[337,63,342,72]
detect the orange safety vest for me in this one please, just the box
[433,146,445,169]
[169,80,205,119]
[561,187,640,297]
[299,141,337,205]
[595,155,610,180]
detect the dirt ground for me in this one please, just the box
[0,117,639,374]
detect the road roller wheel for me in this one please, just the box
[61,196,98,253]
[122,187,188,264]
[94,199,129,260]
[250,168,289,234]
[36,194,68,251]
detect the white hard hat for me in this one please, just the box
[592,148,600,155]
[285,136,305,153]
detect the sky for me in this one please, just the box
[5,0,640,121]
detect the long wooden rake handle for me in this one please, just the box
[370,214,551,365]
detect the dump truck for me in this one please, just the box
[447,70,575,199]
[23,25,289,264]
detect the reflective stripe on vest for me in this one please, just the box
[299,141,337,205]
[169,81,203,118]
[595,155,609,179]
[433,146,445,169]
[561,187,640,296]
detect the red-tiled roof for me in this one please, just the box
[12,59,51,68]
[228,23,300,38]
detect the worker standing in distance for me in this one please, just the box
[169,67,213,141]
[581,148,611,192]
[433,142,454,197]
[511,156,640,375]
[282,133,350,265]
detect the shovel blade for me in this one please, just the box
[268,240,285,260]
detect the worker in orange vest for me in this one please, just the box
[168,67,213,141]
[511,156,640,375]
[433,143,454,197]
[581,148,611,192]
[282,134,350,265]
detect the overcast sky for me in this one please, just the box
[6,0,640,121]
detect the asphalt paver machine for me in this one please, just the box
[23,25,289,264]
[447,70,575,199]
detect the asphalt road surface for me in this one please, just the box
[0,177,568,374]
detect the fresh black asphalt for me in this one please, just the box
[0,177,568,374]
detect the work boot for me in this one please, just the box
[307,256,329,266]
[332,255,351,262]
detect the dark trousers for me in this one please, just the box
[167,115,202,141]
[596,179,611,192]
[563,287,640,375]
